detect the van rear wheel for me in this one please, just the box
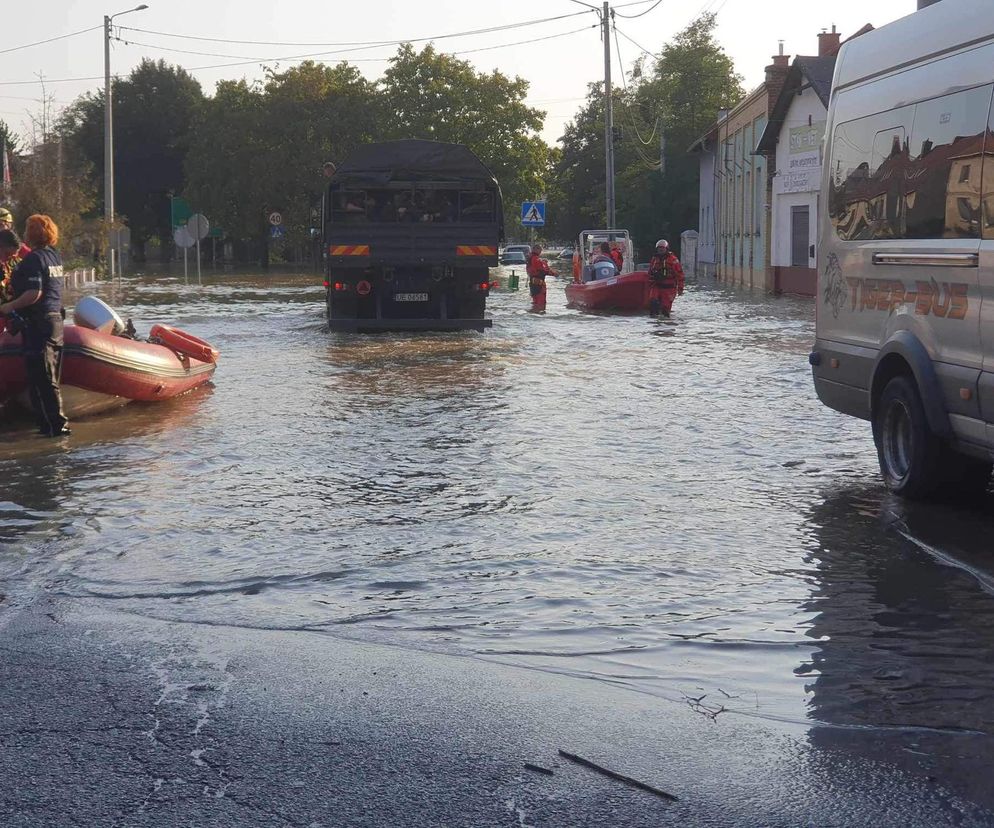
[874,375,943,498]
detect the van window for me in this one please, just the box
[829,86,994,241]
[906,85,992,238]
[829,105,914,241]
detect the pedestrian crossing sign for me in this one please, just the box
[521,201,546,227]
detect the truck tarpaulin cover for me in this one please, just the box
[332,139,499,186]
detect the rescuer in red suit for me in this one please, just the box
[527,244,555,311]
[647,239,684,318]
[609,243,624,272]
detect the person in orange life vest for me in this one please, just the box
[1,228,32,299]
[647,239,684,318]
[526,244,555,310]
[0,229,32,334]
[609,242,624,272]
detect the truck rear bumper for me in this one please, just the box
[328,317,493,333]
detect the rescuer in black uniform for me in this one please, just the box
[0,214,70,437]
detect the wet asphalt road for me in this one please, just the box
[2,269,994,825]
[2,600,990,828]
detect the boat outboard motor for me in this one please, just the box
[74,296,126,336]
[591,260,617,281]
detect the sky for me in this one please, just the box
[2,0,916,146]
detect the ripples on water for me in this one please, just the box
[2,266,994,736]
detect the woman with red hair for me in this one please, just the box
[0,214,70,436]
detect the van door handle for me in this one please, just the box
[872,252,978,267]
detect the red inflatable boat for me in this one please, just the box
[565,228,652,313]
[565,270,652,312]
[0,324,218,418]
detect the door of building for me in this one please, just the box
[791,206,809,267]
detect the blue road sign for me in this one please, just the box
[521,201,546,227]
[270,224,286,239]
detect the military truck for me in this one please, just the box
[324,139,503,332]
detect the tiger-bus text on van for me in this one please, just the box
[844,277,968,320]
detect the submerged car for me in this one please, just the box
[500,251,528,266]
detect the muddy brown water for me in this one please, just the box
[2,264,994,749]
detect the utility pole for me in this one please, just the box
[104,15,114,278]
[104,4,148,279]
[602,1,616,229]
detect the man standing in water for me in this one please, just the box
[648,239,684,318]
[526,244,555,311]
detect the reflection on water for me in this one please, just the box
[803,486,994,807]
[3,269,994,769]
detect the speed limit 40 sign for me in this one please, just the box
[268,212,283,226]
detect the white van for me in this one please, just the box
[813,0,994,497]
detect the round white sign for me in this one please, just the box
[269,212,283,226]
[173,226,196,249]
[187,213,210,241]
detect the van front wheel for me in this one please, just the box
[874,375,943,498]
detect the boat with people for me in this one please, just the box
[564,229,652,312]
[0,297,218,419]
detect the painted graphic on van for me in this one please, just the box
[844,276,968,319]
[822,253,848,318]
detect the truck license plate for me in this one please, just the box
[394,293,429,302]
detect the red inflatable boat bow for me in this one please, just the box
[149,324,220,364]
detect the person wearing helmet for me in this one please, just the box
[647,239,684,318]
[526,243,555,311]
[0,207,13,231]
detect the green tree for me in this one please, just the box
[10,138,96,256]
[184,62,381,262]
[0,120,20,157]
[380,45,551,231]
[60,59,204,258]
[550,13,743,258]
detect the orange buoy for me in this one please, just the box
[149,324,220,364]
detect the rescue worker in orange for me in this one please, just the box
[609,242,624,272]
[647,239,684,318]
[527,244,555,311]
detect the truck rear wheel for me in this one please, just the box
[874,375,943,498]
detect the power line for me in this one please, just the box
[112,23,598,65]
[0,25,101,57]
[0,10,600,89]
[452,24,598,55]
[613,0,664,19]
[111,36,393,63]
[614,27,656,60]
[116,10,592,48]
[612,24,659,148]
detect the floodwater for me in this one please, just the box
[3,263,994,752]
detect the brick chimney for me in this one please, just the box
[818,25,841,56]
[765,41,791,117]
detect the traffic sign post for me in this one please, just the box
[269,211,283,227]
[187,214,210,285]
[173,225,195,283]
[521,201,546,227]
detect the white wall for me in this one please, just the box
[771,86,826,268]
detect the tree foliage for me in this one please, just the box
[381,45,550,228]
[184,62,381,248]
[0,120,19,157]
[8,139,95,254]
[548,14,743,257]
[59,59,203,256]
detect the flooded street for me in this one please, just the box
[3,265,994,822]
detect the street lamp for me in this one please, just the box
[104,4,148,278]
